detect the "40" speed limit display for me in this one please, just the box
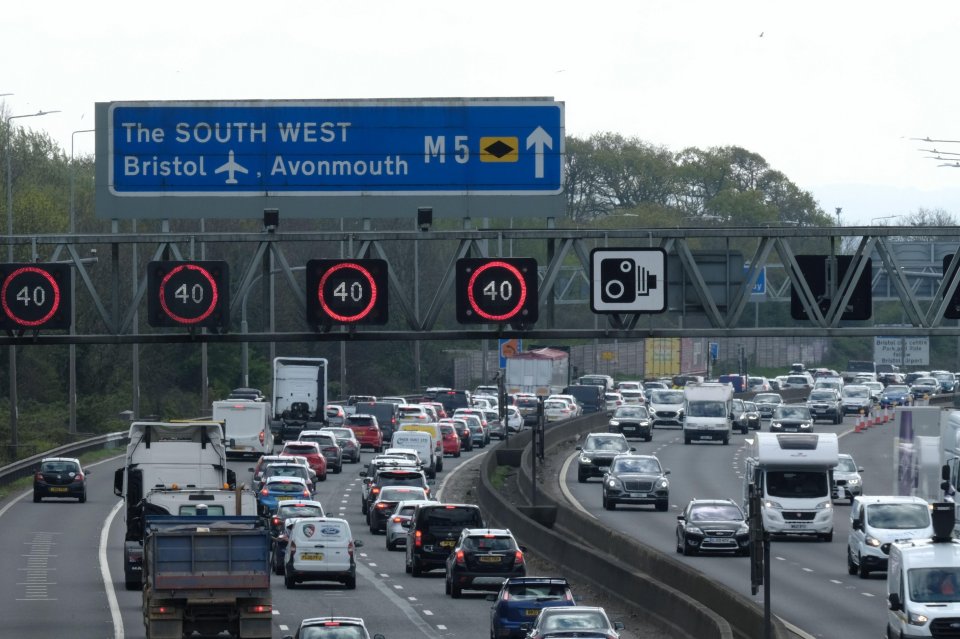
[147,261,230,329]
[306,259,389,326]
[0,263,72,330]
[455,257,538,325]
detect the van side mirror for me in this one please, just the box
[354,539,364,547]
[614,622,624,630]
[851,519,861,531]
[113,467,124,497]
[943,464,951,482]
[888,592,902,611]
[664,469,671,475]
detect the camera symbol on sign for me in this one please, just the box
[599,258,657,304]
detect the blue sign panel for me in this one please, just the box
[95,99,565,219]
[744,264,766,295]
[709,341,719,360]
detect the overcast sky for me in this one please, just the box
[5,0,960,224]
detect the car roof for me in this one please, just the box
[687,498,739,507]
[41,457,81,463]
[504,576,571,585]
[462,527,513,536]
[276,499,325,509]
[299,617,366,627]
[264,476,308,486]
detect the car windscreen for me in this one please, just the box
[300,625,366,639]
[774,406,810,419]
[507,582,570,601]
[347,417,377,427]
[541,612,608,631]
[650,391,683,404]
[611,458,660,473]
[583,436,628,452]
[765,470,828,498]
[461,535,516,551]
[808,391,835,401]
[278,505,324,519]
[40,461,79,473]
[265,481,307,493]
[283,444,318,455]
[843,387,870,398]
[423,507,483,528]
[836,458,857,472]
[688,504,743,522]
[754,394,781,403]
[614,407,647,418]
[866,503,931,529]
[379,486,427,501]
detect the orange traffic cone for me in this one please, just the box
[854,415,864,433]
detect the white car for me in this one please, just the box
[283,517,362,589]
[547,395,583,417]
[544,399,575,422]
[620,388,646,405]
[603,392,624,412]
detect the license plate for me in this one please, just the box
[705,537,727,543]
[299,552,324,561]
[787,523,807,529]
[525,609,540,617]
[440,540,455,548]
[629,493,646,498]
[479,556,501,563]
[699,435,712,439]
[599,466,609,472]
[49,487,68,493]
[276,496,294,501]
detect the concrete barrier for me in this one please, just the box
[478,412,791,639]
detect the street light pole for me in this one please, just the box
[4,109,59,458]
[68,128,94,435]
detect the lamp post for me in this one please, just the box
[4,109,60,458]
[68,128,94,435]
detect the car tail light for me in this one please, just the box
[259,431,265,444]
[72,473,84,483]
[247,604,271,613]
[376,502,389,510]
[348,540,355,557]
[371,487,380,496]
[455,550,465,566]
[565,590,573,601]
[260,488,269,496]
[514,550,524,565]
[271,516,280,527]
[392,516,403,523]
[301,490,310,497]
[34,472,43,481]
[323,621,341,627]
[415,530,422,547]
[501,590,510,601]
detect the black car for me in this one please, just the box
[406,503,485,576]
[33,457,87,502]
[741,401,762,430]
[730,399,749,434]
[576,433,633,482]
[805,389,843,424]
[675,498,750,556]
[607,405,652,441]
[769,405,814,433]
[368,485,430,534]
[752,393,783,419]
[444,528,526,597]
[601,454,670,511]
[361,467,429,515]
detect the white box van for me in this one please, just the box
[391,430,438,478]
[887,503,960,638]
[283,517,362,589]
[847,495,933,578]
[212,400,271,458]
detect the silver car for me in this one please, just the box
[385,499,434,551]
[833,453,864,502]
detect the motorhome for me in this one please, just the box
[682,383,733,445]
[887,503,960,638]
[744,432,839,541]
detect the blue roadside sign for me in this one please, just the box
[709,342,719,360]
[744,264,766,295]
[95,98,564,219]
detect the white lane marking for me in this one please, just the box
[354,562,441,638]
[862,592,875,597]
[272,610,280,615]
[279,625,288,631]
[379,573,389,577]
[775,556,786,561]
[423,610,434,616]
[437,625,447,630]
[368,562,377,567]
[393,584,404,589]
[559,451,596,519]
[100,498,125,639]
[829,579,842,584]
[802,568,813,573]
[408,596,417,601]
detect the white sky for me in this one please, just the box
[5,0,960,224]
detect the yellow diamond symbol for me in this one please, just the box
[480,137,518,162]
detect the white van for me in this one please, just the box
[887,503,960,638]
[211,400,271,458]
[283,517,362,589]
[391,430,438,478]
[847,495,933,578]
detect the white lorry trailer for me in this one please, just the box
[505,348,569,397]
[744,432,839,541]
[113,421,236,590]
[682,382,733,445]
[270,356,328,442]
[213,399,271,458]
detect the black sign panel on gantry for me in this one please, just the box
[306,259,389,326]
[455,257,539,326]
[147,261,230,329]
[0,263,72,330]
[789,255,872,321]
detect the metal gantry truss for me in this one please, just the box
[4,224,960,345]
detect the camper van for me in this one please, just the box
[212,400,271,458]
[744,432,839,541]
[887,503,960,638]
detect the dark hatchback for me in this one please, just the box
[576,433,633,482]
[607,405,652,441]
[444,528,526,597]
[769,405,814,433]
[406,503,485,576]
[675,498,750,556]
[34,457,87,502]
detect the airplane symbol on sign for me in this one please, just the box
[214,150,248,184]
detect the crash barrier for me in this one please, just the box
[479,414,789,639]
[0,431,128,490]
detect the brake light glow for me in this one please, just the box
[392,516,403,523]
[455,550,465,565]
[415,530,422,547]
[301,490,310,497]
[259,431,265,444]
[323,622,341,627]
[34,472,42,481]
[271,516,280,527]
[247,604,271,613]
[515,550,524,565]
[376,502,389,510]
[348,540,355,557]
[260,488,269,496]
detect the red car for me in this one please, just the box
[280,441,327,481]
[439,423,461,458]
[344,414,384,452]
[423,401,447,420]
[440,418,472,452]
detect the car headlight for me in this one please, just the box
[815,500,833,510]
[908,611,929,626]
[770,422,782,429]
[799,423,811,429]
[763,499,783,510]
[865,534,881,547]
[656,478,669,489]
[579,454,592,463]
[649,409,657,416]
[685,525,704,535]
[606,477,621,489]
[847,478,860,485]
[736,523,750,535]
[609,420,620,426]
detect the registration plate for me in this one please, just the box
[705,537,727,544]
[276,496,294,501]
[699,435,712,440]
[479,556,501,563]
[599,466,610,472]
[299,552,324,561]
[787,523,807,529]
[49,487,68,493]
[440,540,455,548]
[525,609,540,617]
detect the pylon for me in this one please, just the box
[854,415,864,433]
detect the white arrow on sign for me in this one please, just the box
[526,126,553,179]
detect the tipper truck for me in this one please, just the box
[141,515,272,639]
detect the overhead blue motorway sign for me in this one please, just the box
[95,98,565,219]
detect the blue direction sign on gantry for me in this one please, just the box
[94,98,565,220]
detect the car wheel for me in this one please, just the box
[656,499,669,512]
[858,555,870,579]
[645,433,653,442]
[451,582,462,598]
[370,523,377,534]
[335,464,342,474]
[445,576,451,595]
[319,472,327,482]
[577,471,587,483]
[33,492,41,503]
[682,541,698,556]
[411,559,422,577]
[455,450,461,458]
[284,570,296,589]
[676,533,684,553]
[847,549,857,575]
[79,492,86,503]
[722,437,729,445]
[821,530,833,543]
[405,558,412,574]
[345,573,356,589]
[604,495,616,511]
[386,538,396,551]
[684,436,691,445]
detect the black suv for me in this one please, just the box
[601,453,670,511]
[607,405,652,441]
[405,503,485,576]
[444,528,526,598]
[576,433,633,482]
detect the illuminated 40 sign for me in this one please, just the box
[306,259,388,325]
[0,263,72,330]
[455,257,538,325]
[147,261,230,329]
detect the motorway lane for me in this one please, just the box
[563,412,901,639]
